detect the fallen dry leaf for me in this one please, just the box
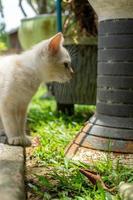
[80,168,116,193]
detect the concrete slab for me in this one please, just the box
[0,143,26,200]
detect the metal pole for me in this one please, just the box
[56,0,62,32]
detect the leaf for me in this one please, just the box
[80,169,101,185]
[36,175,52,188]
[80,169,116,193]
[105,192,113,200]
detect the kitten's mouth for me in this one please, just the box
[59,79,70,83]
[54,74,73,83]
[58,77,71,83]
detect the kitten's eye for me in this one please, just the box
[64,62,69,68]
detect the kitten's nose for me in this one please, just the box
[70,67,74,76]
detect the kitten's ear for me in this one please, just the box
[48,32,64,55]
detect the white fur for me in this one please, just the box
[0,33,72,146]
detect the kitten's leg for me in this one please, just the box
[0,106,31,146]
[0,117,5,135]
[0,117,7,143]
[17,105,31,145]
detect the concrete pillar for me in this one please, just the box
[66,0,133,163]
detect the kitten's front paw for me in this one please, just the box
[8,136,31,147]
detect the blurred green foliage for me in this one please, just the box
[0,21,8,51]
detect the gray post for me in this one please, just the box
[66,0,133,156]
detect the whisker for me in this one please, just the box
[70,50,78,58]
[66,45,78,58]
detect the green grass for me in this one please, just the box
[27,86,133,200]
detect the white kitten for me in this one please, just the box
[0,33,73,146]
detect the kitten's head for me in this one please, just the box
[36,33,74,83]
